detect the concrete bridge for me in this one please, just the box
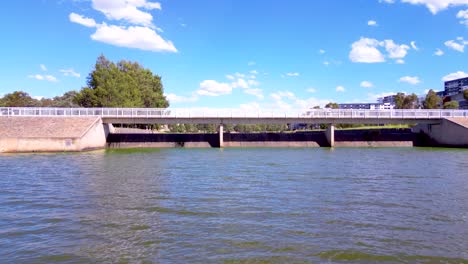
[1,107,468,150]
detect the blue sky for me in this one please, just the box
[0,0,467,109]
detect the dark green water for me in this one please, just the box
[1,148,468,263]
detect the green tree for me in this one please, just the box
[423,89,441,109]
[443,101,459,109]
[0,91,39,107]
[75,55,169,108]
[325,102,339,109]
[51,91,80,107]
[464,89,468,100]
[395,93,418,109]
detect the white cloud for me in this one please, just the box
[69,0,177,53]
[91,0,161,27]
[240,102,261,111]
[234,72,246,78]
[69,13,97,28]
[226,75,235,80]
[286,72,300,77]
[60,68,81,78]
[434,48,444,56]
[396,59,405,64]
[442,71,468,81]
[458,9,468,26]
[323,61,330,66]
[166,93,198,103]
[360,81,374,88]
[196,80,232,96]
[384,40,410,59]
[231,78,249,89]
[399,76,421,85]
[247,79,260,86]
[319,49,326,54]
[444,37,467,52]
[349,37,385,63]
[33,96,45,100]
[379,0,395,3]
[399,0,468,14]
[244,88,264,100]
[248,61,256,66]
[411,41,418,50]
[40,64,47,71]
[307,88,317,93]
[91,24,177,53]
[336,86,345,92]
[28,74,58,82]
[350,37,412,63]
[368,20,378,26]
[249,70,258,75]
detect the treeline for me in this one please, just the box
[324,90,468,110]
[0,55,169,108]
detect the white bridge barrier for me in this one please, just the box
[1,107,468,119]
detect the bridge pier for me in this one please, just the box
[219,124,224,148]
[326,124,335,147]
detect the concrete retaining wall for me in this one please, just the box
[412,118,468,147]
[0,117,107,153]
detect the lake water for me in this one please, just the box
[1,148,468,263]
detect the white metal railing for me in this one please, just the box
[1,107,468,119]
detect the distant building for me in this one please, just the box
[338,103,394,110]
[444,77,468,96]
[378,95,397,105]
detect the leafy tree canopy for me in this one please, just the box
[395,92,418,109]
[325,102,339,109]
[423,89,441,109]
[75,55,169,108]
[443,101,459,109]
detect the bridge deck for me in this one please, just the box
[1,107,467,125]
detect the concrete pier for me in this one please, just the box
[219,124,224,148]
[326,125,335,147]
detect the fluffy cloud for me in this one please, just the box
[444,37,468,52]
[69,1,177,53]
[368,20,378,26]
[382,0,468,14]
[28,74,58,82]
[360,81,374,88]
[92,0,161,27]
[319,49,326,54]
[384,40,410,60]
[307,88,317,93]
[350,37,412,63]
[90,24,177,52]
[349,38,385,63]
[166,93,198,103]
[69,13,97,28]
[458,9,468,26]
[60,69,81,78]
[196,80,232,96]
[231,78,249,89]
[286,72,300,77]
[336,86,346,92]
[442,71,468,81]
[399,76,421,85]
[434,48,444,56]
[40,64,47,71]
[410,41,418,50]
[244,88,264,100]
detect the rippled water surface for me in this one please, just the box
[1,148,468,263]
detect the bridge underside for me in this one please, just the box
[102,117,443,125]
